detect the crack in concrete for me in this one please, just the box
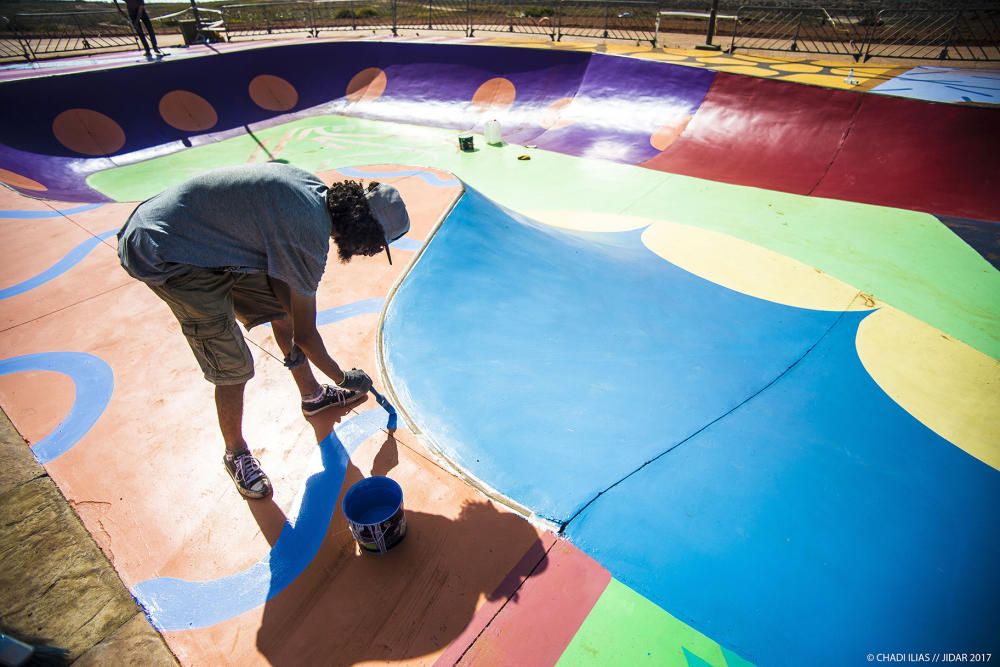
[559,306,856,533]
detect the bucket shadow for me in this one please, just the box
[249,407,548,666]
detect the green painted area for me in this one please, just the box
[556,579,754,666]
[88,114,1000,359]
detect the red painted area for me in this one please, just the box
[645,72,1000,221]
[815,94,1000,221]
[645,74,862,194]
[453,539,611,667]
[433,531,558,666]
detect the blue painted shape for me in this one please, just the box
[132,408,388,631]
[0,203,102,219]
[0,352,114,464]
[0,229,117,300]
[391,237,424,252]
[871,66,1000,104]
[383,188,845,521]
[564,313,1000,666]
[336,166,459,188]
[262,297,384,329]
[315,298,383,327]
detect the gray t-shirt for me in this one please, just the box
[118,163,331,296]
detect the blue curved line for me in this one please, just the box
[0,204,103,219]
[0,352,114,464]
[336,166,459,188]
[0,229,117,300]
[132,408,389,631]
[315,298,384,326]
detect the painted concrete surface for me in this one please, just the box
[1,41,998,222]
[870,66,1000,104]
[1,37,998,666]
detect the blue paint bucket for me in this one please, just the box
[342,476,407,553]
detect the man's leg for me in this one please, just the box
[139,8,160,52]
[129,7,151,54]
[147,270,270,499]
[215,382,248,454]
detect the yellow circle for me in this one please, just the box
[52,108,126,156]
[248,75,299,112]
[159,90,218,132]
[346,68,387,103]
[472,78,516,111]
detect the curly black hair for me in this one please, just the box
[326,180,387,263]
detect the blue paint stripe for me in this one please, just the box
[0,229,117,300]
[315,298,384,327]
[336,166,459,188]
[391,237,423,252]
[0,203,103,219]
[132,408,389,631]
[0,352,114,464]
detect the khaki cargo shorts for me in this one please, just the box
[148,268,287,385]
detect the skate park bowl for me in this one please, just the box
[0,38,998,666]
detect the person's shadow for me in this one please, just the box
[250,401,548,665]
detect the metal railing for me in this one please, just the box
[217,0,659,44]
[3,3,999,62]
[3,9,138,60]
[726,5,1000,61]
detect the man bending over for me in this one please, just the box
[117,163,410,499]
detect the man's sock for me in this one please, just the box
[302,387,324,402]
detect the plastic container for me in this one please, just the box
[484,119,503,146]
[342,476,407,553]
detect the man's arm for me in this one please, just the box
[270,278,348,385]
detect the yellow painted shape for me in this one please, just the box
[666,48,715,57]
[526,210,999,468]
[770,63,824,73]
[828,66,895,78]
[730,54,789,63]
[523,209,651,233]
[639,52,689,62]
[712,65,779,77]
[774,73,862,89]
[696,56,748,65]
[857,306,1000,472]
[641,220,864,311]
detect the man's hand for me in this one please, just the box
[339,368,373,393]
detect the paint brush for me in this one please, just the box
[370,387,398,431]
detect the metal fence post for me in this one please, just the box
[603,3,609,39]
[392,0,398,36]
[428,0,432,30]
[466,0,472,37]
[696,0,722,50]
[71,13,90,49]
[508,0,513,32]
[189,0,203,33]
[941,9,963,60]
[4,16,34,61]
[555,0,561,41]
